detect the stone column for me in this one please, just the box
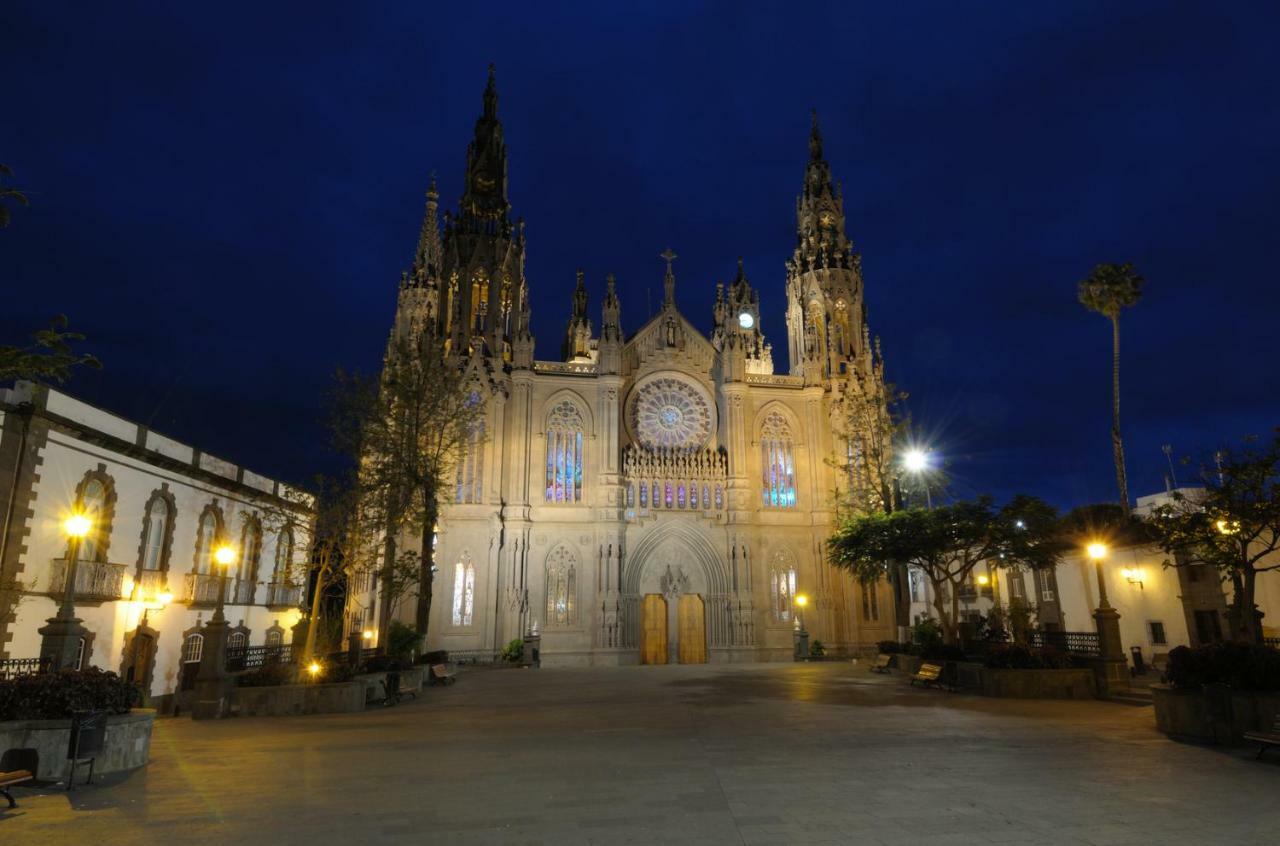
[1091,560,1128,697]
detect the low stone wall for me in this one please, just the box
[1153,684,1280,745]
[979,668,1096,699]
[232,681,366,717]
[0,709,155,780]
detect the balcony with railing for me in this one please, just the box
[231,579,257,605]
[265,581,302,609]
[183,572,225,605]
[135,568,170,596]
[47,559,129,602]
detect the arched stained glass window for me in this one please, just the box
[545,401,584,503]
[141,497,169,571]
[456,418,486,504]
[452,555,475,626]
[770,555,797,622]
[760,411,798,509]
[545,545,577,626]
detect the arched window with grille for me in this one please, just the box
[265,629,283,647]
[545,401,585,503]
[182,633,204,664]
[274,527,294,581]
[451,554,475,627]
[73,469,116,563]
[455,419,486,504]
[760,410,798,509]
[140,495,170,572]
[545,545,577,627]
[228,631,247,651]
[193,507,221,575]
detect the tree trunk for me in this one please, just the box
[949,586,961,647]
[377,528,397,638]
[1110,316,1131,515]
[929,577,951,644]
[302,558,328,662]
[1234,568,1262,645]
[415,487,438,642]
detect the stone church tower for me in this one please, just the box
[370,70,896,664]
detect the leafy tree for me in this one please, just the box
[829,375,906,517]
[351,334,484,642]
[1077,262,1145,515]
[1150,432,1280,644]
[0,164,28,229]
[829,495,1065,645]
[0,315,101,384]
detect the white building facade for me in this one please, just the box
[376,70,897,664]
[0,382,311,710]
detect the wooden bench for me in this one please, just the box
[1243,716,1280,760]
[380,671,418,706]
[0,770,32,809]
[871,654,892,674]
[429,663,456,686]
[910,662,943,688]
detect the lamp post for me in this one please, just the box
[794,594,810,660]
[193,544,236,720]
[1086,541,1128,696]
[902,448,933,509]
[38,513,94,670]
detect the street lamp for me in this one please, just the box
[901,448,934,508]
[38,512,95,669]
[1087,542,1110,609]
[193,543,236,720]
[794,594,810,660]
[212,544,236,623]
[1085,539,1128,695]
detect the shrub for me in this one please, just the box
[500,638,524,663]
[0,667,138,721]
[983,645,1074,670]
[911,617,943,651]
[877,640,905,655]
[236,663,295,688]
[360,654,405,674]
[920,643,967,662]
[1165,642,1280,692]
[386,620,420,662]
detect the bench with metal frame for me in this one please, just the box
[429,663,456,686]
[379,671,418,706]
[0,770,32,809]
[1244,716,1280,760]
[871,654,892,674]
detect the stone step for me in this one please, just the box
[1106,691,1155,707]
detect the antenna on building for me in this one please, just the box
[1162,444,1178,491]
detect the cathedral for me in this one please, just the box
[383,68,895,664]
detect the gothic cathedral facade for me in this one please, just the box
[383,69,895,664]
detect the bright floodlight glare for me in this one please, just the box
[902,449,929,473]
[213,545,237,566]
[1086,542,1108,561]
[63,514,93,538]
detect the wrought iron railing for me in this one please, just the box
[0,656,51,680]
[183,572,225,605]
[1264,637,1280,650]
[135,568,169,595]
[225,643,294,672]
[230,580,256,605]
[48,559,129,601]
[1029,630,1100,656]
[265,581,302,608]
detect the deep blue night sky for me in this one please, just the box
[3,2,1278,509]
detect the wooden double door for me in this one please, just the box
[640,593,707,664]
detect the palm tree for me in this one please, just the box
[0,164,30,228]
[1078,262,1145,515]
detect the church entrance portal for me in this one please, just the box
[640,592,707,664]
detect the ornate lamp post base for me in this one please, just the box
[1092,605,1129,697]
[37,612,89,671]
[192,616,232,720]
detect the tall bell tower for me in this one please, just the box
[784,112,871,384]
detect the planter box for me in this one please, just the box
[232,681,366,717]
[979,668,1096,699]
[0,709,155,780]
[1152,684,1280,745]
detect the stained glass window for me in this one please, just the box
[770,558,797,622]
[545,401,585,503]
[545,545,577,626]
[452,556,475,626]
[761,411,798,508]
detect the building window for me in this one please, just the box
[545,401,585,503]
[274,528,294,581]
[1149,621,1167,646]
[74,636,87,671]
[265,629,283,647]
[73,470,115,563]
[862,581,880,621]
[455,419,486,504]
[545,545,577,626]
[228,631,247,651]
[908,568,923,603]
[140,496,169,572]
[760,410,797,508]
[194,508,221,575]
[1009,570,1026,602]
[240,518,262,584]
[451,556,475,627]
[182,633,204,664]
[770,565,796,622]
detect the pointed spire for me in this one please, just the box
[809,109,823,160]
[572,267,588,317]
[483,63,498,119]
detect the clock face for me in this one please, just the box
[738,311,755,329]
[819,211,835,229]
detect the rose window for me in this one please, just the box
[630,377,712,450]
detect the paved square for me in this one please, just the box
[3,662,1278,845]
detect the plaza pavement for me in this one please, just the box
[3,661,1278,845]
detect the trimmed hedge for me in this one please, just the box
[1165,642,1280,692]
[0,667,138,721]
